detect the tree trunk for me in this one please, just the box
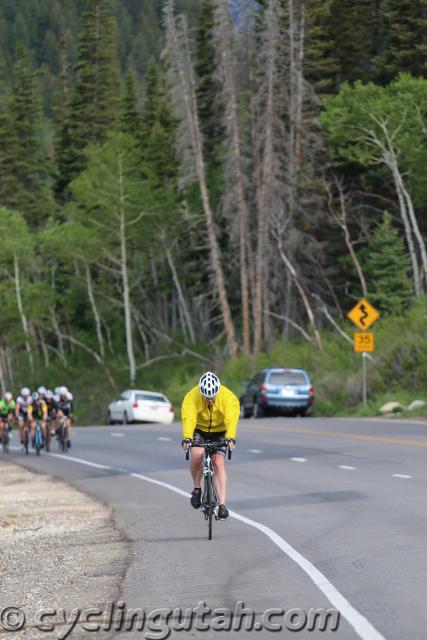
[13,254,34,372]
[50,306,67,365]
[277,240,322,349]
[254,1,277,354]
[214,0,251,355]
[164,6,238,359]
[118,154,136,385]
[0,348,6,395]
[37,327,50,368]
[165,244,196,343]
[86,265,105,358]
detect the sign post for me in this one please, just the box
[347,299,380,405]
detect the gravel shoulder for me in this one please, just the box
[0,460,130,639]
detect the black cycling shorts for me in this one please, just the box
[192,428,227,456]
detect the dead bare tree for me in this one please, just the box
[362,115,427,294]
[253,0,288,354]
[326,178,368,298]
[163,0,238,359]
[212,0,251,356]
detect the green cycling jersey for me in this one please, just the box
[0,399,15,416]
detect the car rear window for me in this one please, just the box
[136,393,167,403]
[268,372,307,385]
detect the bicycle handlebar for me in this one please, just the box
[184,441,233,460]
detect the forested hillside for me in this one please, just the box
[0,0,427,421]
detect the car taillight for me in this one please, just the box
[170,406,175,412]
[133,402,139,408]
[261,384,267,393]
[309,386,314,395]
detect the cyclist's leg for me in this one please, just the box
[18,415,25,444]
[212,453,227,505]
[190,430,205,488]
[66,416,72,444]
[41,419,47,439]
[30,417,36,439]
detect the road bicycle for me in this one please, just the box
[186,441,231,541]
[57,416,68,453]
[1,423,10,454]
[23,421,30,455]
[34,421,44,456]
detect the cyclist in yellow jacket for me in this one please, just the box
[181,372,239,520]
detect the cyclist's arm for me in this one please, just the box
[181,390,198,440]
[223,389,240,440]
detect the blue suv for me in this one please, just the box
[239,368,314,418]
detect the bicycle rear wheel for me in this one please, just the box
[24,428,29,455]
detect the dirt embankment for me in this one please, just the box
[0,461,130,639]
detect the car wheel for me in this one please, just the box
[253,402,264,419]
[107,411,115,425]
[239,404,246,419]
[122,412,128,425]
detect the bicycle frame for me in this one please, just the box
[185,441,231,540]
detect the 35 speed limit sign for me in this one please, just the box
[354,332,374,353]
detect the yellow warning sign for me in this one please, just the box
[354,332,374,353]
[347,299,380,331]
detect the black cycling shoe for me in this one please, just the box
[218,504,229,520]
[190,488,202,509]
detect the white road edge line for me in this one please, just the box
[157,437,172,442]
[339,465,356,471]
[290,457,307,463]
[247,449,262,454]
[49,453,112,470]
[392,474,412,479]
[111,433,125,437]
[45,455,386,640]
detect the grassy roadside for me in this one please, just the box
[10,298,427,425]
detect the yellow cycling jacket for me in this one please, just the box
[181,385,240,440]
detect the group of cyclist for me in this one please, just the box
[0,385,74,452]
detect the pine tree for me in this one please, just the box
[55,0,121,198]
[121,69,142,139]
[194,0,223,164]
[364,212,413,314]
[375,0,427,83]
[305,0,340,94]
[140,57,160,139]
[330,0,378,84]
[0,44,54,226]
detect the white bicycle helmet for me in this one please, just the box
[38,386,47,396]
[45,390,53,400]
[59,386,68,396]
[21,387,30,397]
[199,372,220,398]
[32,391,39,401]
[4,392,12,402]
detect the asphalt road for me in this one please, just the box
[4,416,427,640]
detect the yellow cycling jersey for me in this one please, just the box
[181,385,240,440]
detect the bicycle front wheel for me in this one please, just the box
[206,475,214,541]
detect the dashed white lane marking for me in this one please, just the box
[392,474,412,479]
[111,433,125,437]
[25,455,387,640]
[339,465,356,470]
[157,437,172,442]
[248,449,262,454]
[290,457,307,463]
